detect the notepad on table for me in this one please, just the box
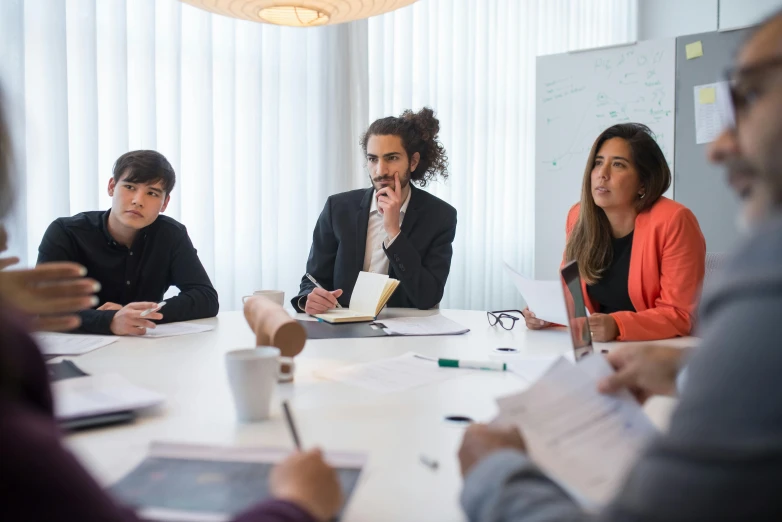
[315,271,399,324]
[111,442,365,521]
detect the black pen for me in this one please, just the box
[281,401,302,450]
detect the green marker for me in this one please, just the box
[438,359,507,372]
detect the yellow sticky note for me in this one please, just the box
[699,87,716,104]
[686,41,703,60]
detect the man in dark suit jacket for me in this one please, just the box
[293,107,457,314]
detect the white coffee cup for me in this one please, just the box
[225,347,295,422]
[242,290,285,306]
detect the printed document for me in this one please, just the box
[496,355,656,506]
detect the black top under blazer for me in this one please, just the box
[292,185,457,312]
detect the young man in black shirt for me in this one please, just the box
[37,150,218,335]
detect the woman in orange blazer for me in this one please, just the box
[524,123,706,341]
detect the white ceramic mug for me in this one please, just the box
[225,347,295,422]
[242,290,285,306]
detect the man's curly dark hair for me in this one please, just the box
[360,107,449,187]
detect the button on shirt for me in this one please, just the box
[37,210,219,335]
[363,188,412,274]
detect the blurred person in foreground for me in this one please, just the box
[459,10,782,522]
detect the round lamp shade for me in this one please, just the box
[179,0,419,27]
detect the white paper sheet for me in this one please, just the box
[504,262,568,325]
[496,355,656,506]
[694,81,734,145]
[317,352,466,393]
[33,332,118,355]
[506,355,560,384]
[52,373,164,420]
[142,322,215,338]
[378,315,470,336]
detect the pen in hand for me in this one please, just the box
[140,301,166,318]
[282,400,303,451]
[305,273,343,309]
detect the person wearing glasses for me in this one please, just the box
[459,11,782,521]
[292,107,457,314]
[522,123,706,342]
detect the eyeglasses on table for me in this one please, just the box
[486,309,524,330]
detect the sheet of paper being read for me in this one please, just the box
[495,355,657,507]
[504,262,568,325]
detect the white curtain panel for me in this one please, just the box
[367,0,637,309]
[0,0,636,312]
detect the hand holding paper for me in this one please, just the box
[504,262,568,326]
[495,355,657,506]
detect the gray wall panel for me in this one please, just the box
[674,28,752,253]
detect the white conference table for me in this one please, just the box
[64,308,693,522]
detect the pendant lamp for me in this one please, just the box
[179,0,419,27]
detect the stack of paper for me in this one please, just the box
[52,373,164,421]
[496,355,656,506]
[33,332,118,356]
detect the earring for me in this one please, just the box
[639,193,645,199]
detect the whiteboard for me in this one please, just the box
[534,38,676,280]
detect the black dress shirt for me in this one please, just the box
[37,210,219,334]
[586,231,636,314]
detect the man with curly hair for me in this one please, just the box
[292,107,457,313]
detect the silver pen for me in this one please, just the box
[140,301,166,317]
[305,273,343,308]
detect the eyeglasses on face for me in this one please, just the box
[486,309,524,330]
[724,56,782,122]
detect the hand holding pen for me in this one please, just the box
[304,273,343,315]
[272,402,344,521]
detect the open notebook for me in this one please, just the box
[315,271,400,323]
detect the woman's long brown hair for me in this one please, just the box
[565,123,671,284]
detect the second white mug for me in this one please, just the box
[242,290,285,306]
